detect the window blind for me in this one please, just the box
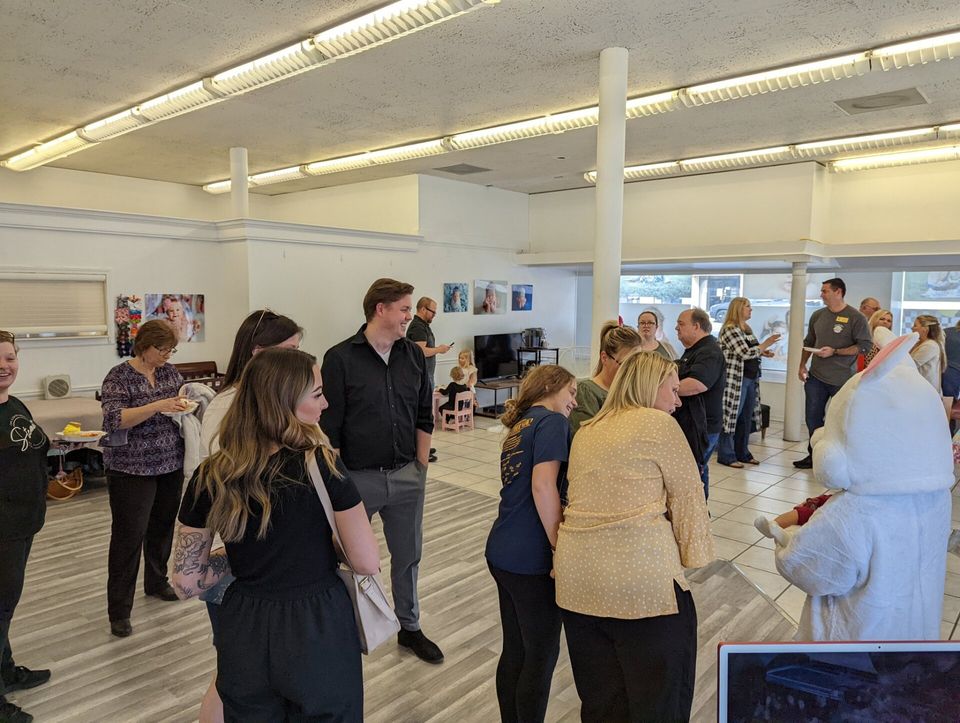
[0,274,108,339]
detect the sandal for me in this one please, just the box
[720,461,744,469]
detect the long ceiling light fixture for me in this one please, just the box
[0,0,500,171]
[582,122,960,183]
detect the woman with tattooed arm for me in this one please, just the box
[172,348,378,722]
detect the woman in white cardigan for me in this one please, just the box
[910,315,946,393]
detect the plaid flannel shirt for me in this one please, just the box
[718,325,763,435]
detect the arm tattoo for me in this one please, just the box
[172,531,208,575]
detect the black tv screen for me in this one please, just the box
[474,333,522,381]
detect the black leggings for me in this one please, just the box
[0,536,33,695]
[488,564,562,723]
[562,582,698,723]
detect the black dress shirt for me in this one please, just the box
[320,325,434,471]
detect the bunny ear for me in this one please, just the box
[862,332,918,381]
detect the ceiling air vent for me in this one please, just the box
[834,87,928,115]
[432,163,491,175]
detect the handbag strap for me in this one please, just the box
[305,450,357,573]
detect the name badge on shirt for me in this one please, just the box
[835,316,849,323]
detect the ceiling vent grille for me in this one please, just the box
[433,163,491,175]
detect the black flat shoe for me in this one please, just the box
[2,665,50,692]
[110,619,132,638]
[793,455,813,469]
[398,629,444,664]
[145,584,179,602]
[0,699,33,723]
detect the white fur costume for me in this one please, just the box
[765,333,953,640]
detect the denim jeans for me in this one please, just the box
[718,376,758,464]
[700,432,720,500]
[804,374,843,453]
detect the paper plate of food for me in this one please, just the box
[161,399,199,417]
[58,423,106,443]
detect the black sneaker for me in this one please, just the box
[0,698,33,723]
[398,629,444,664]
[793,455,813,469]
[2,666,50,693]
[428,454,438,463]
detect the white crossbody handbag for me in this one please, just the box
[306,452,400,654]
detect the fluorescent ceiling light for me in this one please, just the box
[449,107,599,150]
[0,0,498,171]
[680,146,792,170]
[0,131,94,171]
[873,30,960,70]
[830,145,960,172]
[304,139,448,177]
[203,180,234,194]
[795,127,937,156]
[312,0,497,60]
[249,166,308,187]
[625,91,681,118]
[683,53,870,106]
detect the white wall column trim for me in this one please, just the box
[783,260,809,441]
[230,147,249,218]
[590,47,628,363]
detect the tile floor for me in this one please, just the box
[429,416,960,639]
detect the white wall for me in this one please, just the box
[530,164,820,254]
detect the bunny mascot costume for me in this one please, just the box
[760,332,953,640]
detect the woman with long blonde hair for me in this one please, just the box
[716,297,780,468]
[569,321,641,434]
[555,352,714,722]
[486,365,577,723]
[911,315,946,392]
[863,308,894,367]
[173,347,378,721]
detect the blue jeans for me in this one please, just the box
[700,432,720,500]
[804,375,843,453]
[718,376,758,464]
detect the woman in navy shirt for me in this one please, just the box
[485,364,577,723]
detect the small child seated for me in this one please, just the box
[755,494,833,541]
[438,367,472,412]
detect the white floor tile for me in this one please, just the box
[733,546,779,574]
[711,518,763,545]
[735,563,791,598]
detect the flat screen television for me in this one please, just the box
[474,333,522,381]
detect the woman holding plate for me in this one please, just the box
[100,319,189,638]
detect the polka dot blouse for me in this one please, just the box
[555,407,715,620]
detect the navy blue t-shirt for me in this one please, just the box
[485,406,572,575]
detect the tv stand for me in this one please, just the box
[475,378,521,418]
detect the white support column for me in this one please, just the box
[230,147,249,218]
[783,260,808,441]
[590,47,628,364]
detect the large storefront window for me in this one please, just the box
[899,272,960,333]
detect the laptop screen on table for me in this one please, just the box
[718,641,960,722]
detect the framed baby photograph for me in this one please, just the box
[443,282,469,313]
[474,280,508,315]
[511,284,533,311]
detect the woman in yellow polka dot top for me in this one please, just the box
[554,350,715,722]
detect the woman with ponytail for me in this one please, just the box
[485,365,578,723]
[569,321,641,434]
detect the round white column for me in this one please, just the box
[783,260,808,441]
[590,47,628,364]
[230,147,249,218]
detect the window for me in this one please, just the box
[0,270,109,340]
[899,271,960,334]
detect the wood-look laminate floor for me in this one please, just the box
[10,470,796,723]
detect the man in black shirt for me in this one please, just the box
[320,279,443,664]
[674,308,725,500]
[406,296,451,463]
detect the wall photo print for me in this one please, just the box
[443,282,469,313]
[144,293,205,343]
[511,284,533,311]
[474,280,508,315]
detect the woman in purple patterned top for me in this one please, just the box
[100,319,189,638]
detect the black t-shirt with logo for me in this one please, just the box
[0,396,51,540]
[677,335,726,434]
